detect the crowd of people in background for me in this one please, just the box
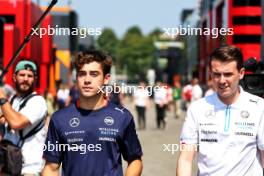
[39,76,213,132]
[0,68,214,135]
[0,75,214,134]
[130,77,215,130]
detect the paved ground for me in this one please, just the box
[123,97,198,176]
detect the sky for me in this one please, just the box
[39,0,198,38]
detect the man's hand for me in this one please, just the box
[125,159,143,176]
[0,88,6,125]
[42,162,60,176]
[0,88,6,99]
[176,144,197,176]
[0,115,5,124]
[260,150,264,168]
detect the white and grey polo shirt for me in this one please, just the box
[180,88,264,176]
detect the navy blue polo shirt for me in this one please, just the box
[43,102,142,176]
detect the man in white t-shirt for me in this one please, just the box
[133,81,150,129]
[191,78,203,102]
[154,82,168,129]
[204,79,215,97]
[57,84,70,109]
[0,60,47,175]
[176,45,264,176]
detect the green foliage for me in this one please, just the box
[97,28,119,60]
[96,26,162,81]
[148,28,163,38]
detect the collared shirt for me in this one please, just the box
[180,88,264,176]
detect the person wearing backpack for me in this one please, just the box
[0,60,47,176]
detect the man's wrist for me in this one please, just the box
[0,98,8,106]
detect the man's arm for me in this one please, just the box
[260,150,264,168]
[0,89,30,129]
[176,144,197,176]
[0,102,31,130]
[0,115,5,124]
[125,159,143,176]
[42,162,60,176]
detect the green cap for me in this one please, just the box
[15,60,37,74]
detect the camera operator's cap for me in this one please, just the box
[15,60,37,74]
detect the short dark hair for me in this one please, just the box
[75,50,112,76]
[209,45,244,70]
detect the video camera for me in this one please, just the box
[240,57,264,97]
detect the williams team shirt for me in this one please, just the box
[180,88,264,176]
[44,102,142,176]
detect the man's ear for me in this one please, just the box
[104,74,110,85]
[12,74,16,83]
[208,66,214,79]
[239,68,245,80]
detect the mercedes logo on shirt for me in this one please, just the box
[104,116,114,125]
[240,110,249,118]
[205,110,216,119]
[69,118,80,127]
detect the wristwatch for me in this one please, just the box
[0,98,8,106]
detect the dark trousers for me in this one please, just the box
[156,104,166,129]
[136,106,146,129]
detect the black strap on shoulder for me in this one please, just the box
[19,93,38,111]
[10,93,38,110]
[10,93,46,146]
[19,118,45,143]
[10,95,17,105]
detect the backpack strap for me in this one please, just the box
[19,118,45,147]
[10,95,17,105]
[10,93,38,110]
[11,93,46,147]
[18,93,38,111]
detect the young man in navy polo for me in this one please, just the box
[42,50,143,176]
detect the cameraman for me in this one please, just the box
[0,60,47,176]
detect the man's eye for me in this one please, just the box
[224,73,232,77]
[78,72,86,77]
[90,73,98,77]
[212,73,221,77]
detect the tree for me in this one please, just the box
[148,28,163,38]
[97,28,119,61]
[96,26,161,81]
[117,26,156,80]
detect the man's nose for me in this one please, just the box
[219,74,226,83]
[84,75,92,84]
[22,75,29,81]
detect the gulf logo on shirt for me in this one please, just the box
[104,116,114,125]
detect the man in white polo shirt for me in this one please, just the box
[176,45,264,176]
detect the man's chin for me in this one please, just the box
[15,83,34,95]
[217,91,232,99]
[17,88,33,95]
[81,92,101,98]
